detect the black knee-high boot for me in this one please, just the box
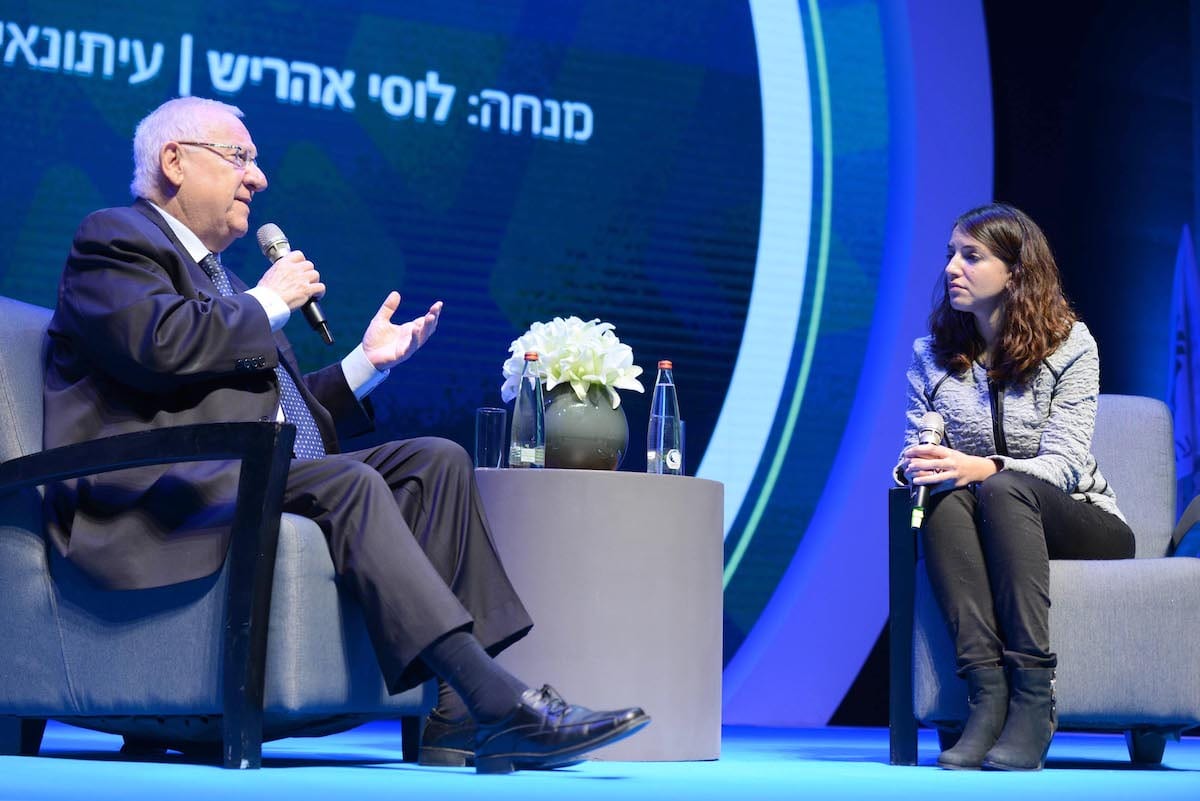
[937,667,1008,770]
[982,667,1057,771]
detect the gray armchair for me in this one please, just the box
[890,394,1200,765]
[0,295,432,769]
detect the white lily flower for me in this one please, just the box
[500,316,645,408]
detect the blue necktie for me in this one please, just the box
[199,253,327,460]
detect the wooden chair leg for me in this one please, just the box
[22,719,45,755]
[888,486,918,765]
[220,425,293,769]
[1125,728,1167,764]
[401,715,425,763]
[0,718,46,756]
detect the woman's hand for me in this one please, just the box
[901,444,999,492]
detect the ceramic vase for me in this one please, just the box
[544,384,628,470]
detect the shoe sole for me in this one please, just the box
[475,713,651,775]
[418,746,474,768]
[981,759,1044,771]
[418,745,587,771]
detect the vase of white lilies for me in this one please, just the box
[500,316,644,469]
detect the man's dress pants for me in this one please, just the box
[282,436,533,693]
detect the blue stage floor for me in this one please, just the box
[3,721,1199,800]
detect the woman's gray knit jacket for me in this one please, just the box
[895,321,1125,522]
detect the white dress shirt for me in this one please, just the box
[147,201,389,402]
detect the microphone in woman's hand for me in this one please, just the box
[910,411,946,529]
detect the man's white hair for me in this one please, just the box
[130,96,244,200]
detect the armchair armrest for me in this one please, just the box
[0,422,296,769]
[888,485,918,765]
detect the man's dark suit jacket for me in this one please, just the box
[43,199,373,590]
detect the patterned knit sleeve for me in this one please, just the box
[894,338,933,485]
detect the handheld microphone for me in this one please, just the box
[910,410,946,529]
[256,223,334,345]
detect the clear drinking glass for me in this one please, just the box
[474,407,508,468]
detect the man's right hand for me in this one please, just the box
[256,250,325,310]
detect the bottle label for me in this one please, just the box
[510,445,545,468]
[665,449,683,470]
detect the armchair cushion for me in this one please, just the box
[32,510,428,724]
[914,554,1200,730]
[0,298,48,461]
[1088,394,1175,557]
[0,488,71,711]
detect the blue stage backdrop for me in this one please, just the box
[0,0,990,725]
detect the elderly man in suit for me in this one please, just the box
[43,96,647,774]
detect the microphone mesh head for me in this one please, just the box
[256,223,287,257]
[918,411,945,446]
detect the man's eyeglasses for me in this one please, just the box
[177,141,258,171]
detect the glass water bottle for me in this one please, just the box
[509,351,545,468]
[647,359,683,475]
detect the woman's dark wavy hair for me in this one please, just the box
[929,203,1076,385]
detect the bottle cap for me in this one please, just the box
[524,351,539,361]
[658,360,673,369]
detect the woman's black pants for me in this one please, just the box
[921,470,1134,674]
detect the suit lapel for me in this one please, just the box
[132,200,340,451]
[131,199,222,297]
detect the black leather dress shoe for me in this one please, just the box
[418,705,590,770]
[474,685,650,774]
[418,709,476,767]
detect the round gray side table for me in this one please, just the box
[475,468,724,761]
